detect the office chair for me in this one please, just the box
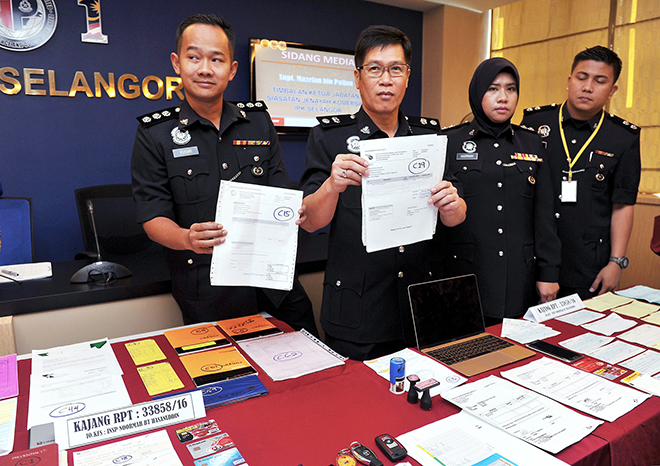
[74,184,162,260]
[0,197,34,266]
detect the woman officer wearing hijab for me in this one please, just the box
[442,57,561,324]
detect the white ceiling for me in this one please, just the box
[366,0,515,13]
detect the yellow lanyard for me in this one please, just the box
[558,101,605,180]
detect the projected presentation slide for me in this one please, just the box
[251,39,361,129]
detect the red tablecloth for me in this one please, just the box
[12,316,660,466]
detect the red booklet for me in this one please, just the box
[0,443,59,466]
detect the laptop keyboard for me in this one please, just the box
[427,334,513,365]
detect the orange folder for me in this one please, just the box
[180,346,257,386]
[216,314,282,342]
[164,323,230,354]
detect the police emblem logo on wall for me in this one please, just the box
[0,0,58,52]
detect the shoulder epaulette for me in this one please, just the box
[514,123,537,133]
[606,112,640,134]
[441,121,470,132]
[136,106,180,126]
[523,103,559,115]
[406,115,440,130]
[316,114,356,128]
[232,101,268,111]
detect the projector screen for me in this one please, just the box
[250,38,361,132]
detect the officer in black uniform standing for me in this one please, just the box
[131,14,317,333]
[522,46,641,299]
[443,58,560,323]
[299,25,466,360]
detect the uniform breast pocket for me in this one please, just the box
[513,161,536,198]
[166,157,212,205]
[235,146,271,184]
[452,159,483,197]
[588,153,616,191]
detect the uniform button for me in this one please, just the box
[453,255,457,259]
[399,246,405,253]
[599,238,603,244]
[600,164,605,169]
[222,163,228,169]
[497,182,503,188]
[498,228,503,234]
[498,251,504,256]
[254,156,260,162]
[555,212,560,218]
[497,205,503,211]
[187,259,193,265]
[429,271,433,276]
[496,160,502,165]
[563,176,567,181]
[187,169,193,175]
[463,166,468,171]
[529,167,533,171]
[493,143,500,148]
[336,280,341,287]
[571,139,577,144]
[218,137,222,142]
[398,271,404,278]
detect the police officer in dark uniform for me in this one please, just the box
[300,25,466,360]
[443,58,561,322]
[131,14,316,333]
[522,46,641,300]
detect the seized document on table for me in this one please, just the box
[210,181,301,291]
[360,134,446,253]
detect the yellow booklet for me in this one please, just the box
[216,314,283,342]
[164,323,230,354]
[180,346,256,386]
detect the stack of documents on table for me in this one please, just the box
[164,323,230,354]
[581,312,636,335]
[0,262,52,283]
[27,338,131,446]
[500,318,559,343]
[442,375,602,454]
[617,285,660,305]
[556,309,605,325]
[363,348,466,396]
[217,314,282,342]
[398,411,570,465]
[210,181,301,291]
[359,134,446,253]
[583,291,634,312]
[180,346,256,386]
[238,329,345,381]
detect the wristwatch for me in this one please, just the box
[609,256,629,269]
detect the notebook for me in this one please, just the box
[408,274,535,377]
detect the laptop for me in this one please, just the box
[408,274,535,377]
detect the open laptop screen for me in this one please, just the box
[408,274,486,350]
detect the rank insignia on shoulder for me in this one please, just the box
[407,115,440,130]
[511,152,542,162]
[523,104,557,114]
[233,140,271,146]
[317,114,354,128]
[594,149,614,157]
[137,106,179,126]
[606,113,640,133]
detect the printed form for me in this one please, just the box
[360,134,446,253]
[501,357,650,422]
[210,181,302,291]
[441,375,601,454]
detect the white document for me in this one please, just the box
[559,332,613,354]
[0,262,52,283]
[617,285,660,305]
[501,357,650,422]
[500,318,559,344]
[623,373,660,397]
[523,293,584,323]
[31,338,122,379]
[398,411,569,466]
[363,348,466,397]
[619,323,660,348]
[556,309,605,326]
[73,429,182,466]
[612,300,659,319]
[359,134,446,253]
[587,340,644,364]
[581,312,636,336]
[0,397,17,456]
[238,330,345,381]
[583,292,634,312]
[210,181,301,291]
[441,375,601,454]
[620,350,660,376]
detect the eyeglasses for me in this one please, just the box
[357,63,410,78]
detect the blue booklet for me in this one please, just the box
[157,374,268,409]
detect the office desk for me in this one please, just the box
[12,315,660,466]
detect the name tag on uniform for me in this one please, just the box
[561,180,577,203]
[172,146,199,158]
[456,153,478,160]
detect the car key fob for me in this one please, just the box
[350,442,383,466]
[375,434,407,461]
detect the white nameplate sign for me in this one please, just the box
[524,294,585,323]
[65,391,205,449]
